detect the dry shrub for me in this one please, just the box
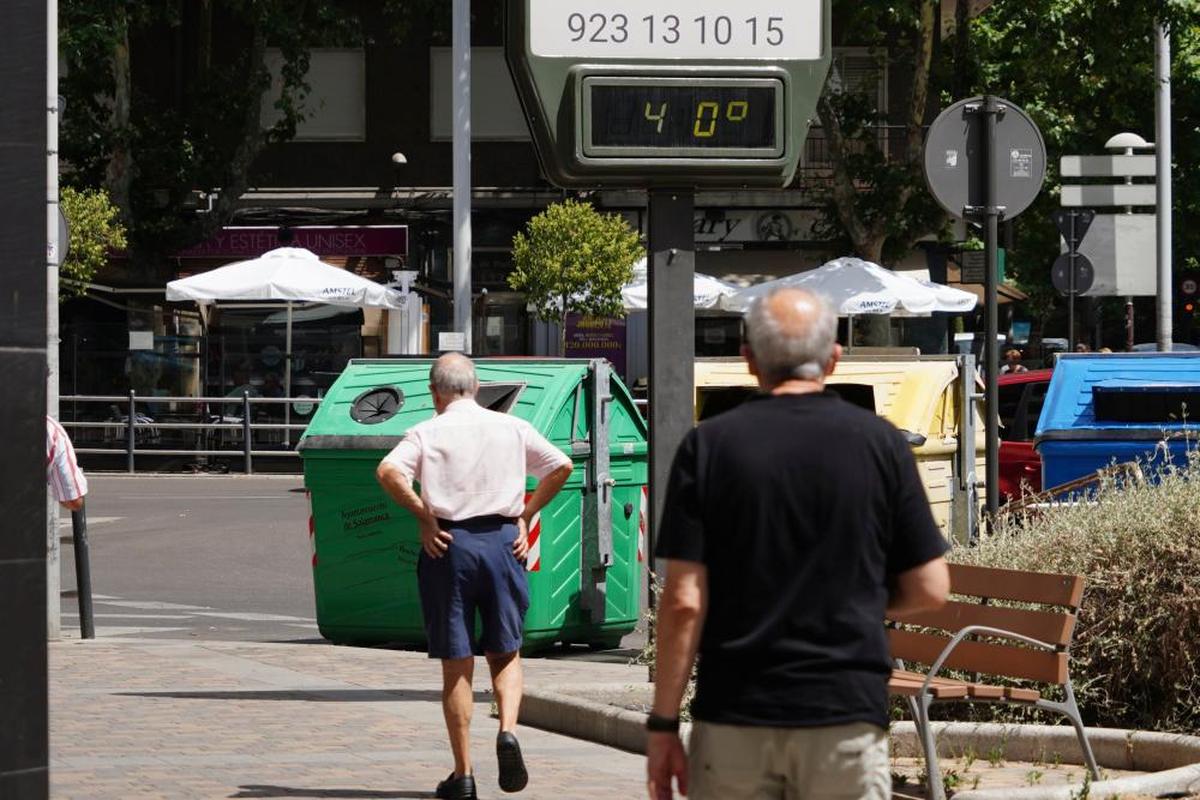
[952,450,1200,733]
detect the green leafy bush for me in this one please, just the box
[952,451,1200,733]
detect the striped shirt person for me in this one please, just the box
[47,416,88,511]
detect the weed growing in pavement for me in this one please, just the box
[941,769,961,794]
[959,744,977,772]
[1026,769,1044,786]
[953,449,1200,733]
[986,744,1006,768]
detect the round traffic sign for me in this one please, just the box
[924,96,1047,221]
[1182,278,1198,297]
[1052,253,1095,296]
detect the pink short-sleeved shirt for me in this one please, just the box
[47,416,88,504]
[381,398,571,521]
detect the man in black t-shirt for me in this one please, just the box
[646,288,951,800]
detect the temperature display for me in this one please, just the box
[584,78,782,157]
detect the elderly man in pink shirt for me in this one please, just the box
[377,353,573,800]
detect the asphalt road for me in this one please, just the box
[60,475,319,642]
[59,474,646,659]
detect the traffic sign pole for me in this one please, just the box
[983,95,1001,521]
[1068,211,1076,351]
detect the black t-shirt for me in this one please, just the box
[656,390,948,729]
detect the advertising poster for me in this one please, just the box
[564,314,627,375]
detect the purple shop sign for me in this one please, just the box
[176,226,409,259]
[564,314,627,375]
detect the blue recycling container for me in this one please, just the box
[1035,353,1200,491]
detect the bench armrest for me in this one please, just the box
[919,625,1057,699]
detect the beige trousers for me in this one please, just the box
[687,721,891,800]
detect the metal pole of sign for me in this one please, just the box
[1155,22,1173,353]
[646,189,696,679]
[982,96,1002,521]
[1068,212,1077,353]
[70,503,95,640]
[452,0,472,353]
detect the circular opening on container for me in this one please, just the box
[350,387,404,425]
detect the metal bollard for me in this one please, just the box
[242,392,253,474]
[127,390,136,474]
[71,502,95,640]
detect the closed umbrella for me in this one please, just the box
[167,247,408,445]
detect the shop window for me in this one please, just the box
[261,48,366,141]
[430,47,532,141]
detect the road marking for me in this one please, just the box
[62,613,193,620]
[97,599,214,612]
[193,611,317,623]
[86,626,191,637]
[58,516,123,527]
[108,495,299,501]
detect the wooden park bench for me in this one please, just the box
[887,564,1099,800]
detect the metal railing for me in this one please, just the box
[60,393,322,474]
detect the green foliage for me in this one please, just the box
[509,199,642,328]
[962,0,1200,314]
[58,1,438,271]
[59,187,127,299]
[952,450,1200,732]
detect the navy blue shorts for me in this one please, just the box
[417,516,530,660]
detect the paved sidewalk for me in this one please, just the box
[50,638,649,799]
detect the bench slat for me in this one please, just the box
[888,628,1069,685]
[889,670,1043,703]
[897,600,1077,647]
[948,564,1084,608]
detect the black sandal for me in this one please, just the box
[496,732,529,793]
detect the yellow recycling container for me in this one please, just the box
[694,355,985,543]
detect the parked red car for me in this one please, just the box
[998,369,1053,503]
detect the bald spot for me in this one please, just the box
[762,288,826,337]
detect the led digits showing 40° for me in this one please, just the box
[644,100,751,138]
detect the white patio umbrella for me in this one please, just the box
[166,247,408,445]
[620,258,739,311]
[720,257,977,344]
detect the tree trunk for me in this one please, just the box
[105,6,134,219]
[188,24,271,243]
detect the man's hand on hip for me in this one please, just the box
[646,732,688,800]
[512,517,531,562]
[419,519,453,558]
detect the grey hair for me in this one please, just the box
[429,353,479,398]
[744,288,838,385]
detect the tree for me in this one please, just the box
[509,200,643,352]
[965,0,1200,343]
[58,1,444,279]
[812,0,1200,344]
[59,187,128,300]
[815,0,945,267]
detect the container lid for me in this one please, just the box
[1035,353,1200,442]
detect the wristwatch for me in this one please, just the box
[645,713,681,733]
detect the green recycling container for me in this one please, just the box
[299,358,648,651]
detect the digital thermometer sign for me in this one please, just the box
[506,0,831,187]
[584,78,782,157]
